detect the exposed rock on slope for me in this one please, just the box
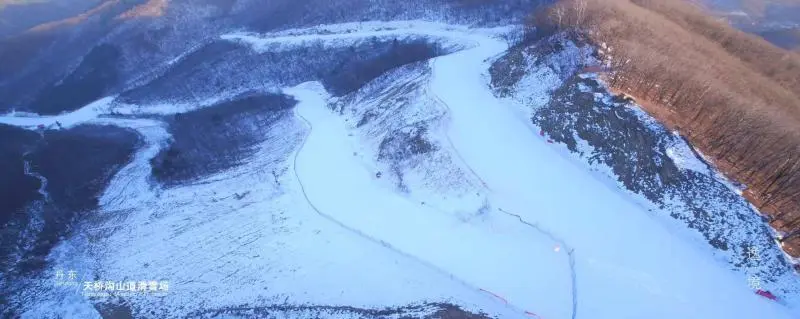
[491,32,800,297]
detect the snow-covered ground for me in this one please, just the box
[289,81,572,319]
[2,21,797,318]
[426,31,794,318]
[0,97,115,129]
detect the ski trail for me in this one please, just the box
[287,84,523,317]
[235,23,575,319]
[428,85,492,191]
[430,55,579,319]
[287,83,523,316]
[425,19,793,319]
[287,82,570,319]
[429,49,579,319]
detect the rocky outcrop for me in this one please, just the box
[491,33,800,296]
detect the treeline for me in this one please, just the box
[530,0,800,248]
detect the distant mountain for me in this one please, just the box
[0,0,111,38]
[757,26,800,50]
[701,0,800,48]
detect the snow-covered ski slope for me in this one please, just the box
[2,21,795,318]
[426,31,794,318]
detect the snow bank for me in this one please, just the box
[665,132,712,175]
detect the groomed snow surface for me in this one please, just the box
[2,21,796,319]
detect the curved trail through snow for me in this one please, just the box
[288,83,532,318]
[233,30,578,319]
[287,80,579,318]
[429,55,579,319]
[422,20,794,319]
[287,74,572,319]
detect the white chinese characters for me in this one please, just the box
[746,246,761,262]
[82,280,170,293]
[748,275,762,290]
[54,269,80,287]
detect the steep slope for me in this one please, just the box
[492,32,799,291]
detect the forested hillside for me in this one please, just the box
[530,0,800,255]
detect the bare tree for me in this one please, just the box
[550,4,567,29]
[575,0,588,26]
